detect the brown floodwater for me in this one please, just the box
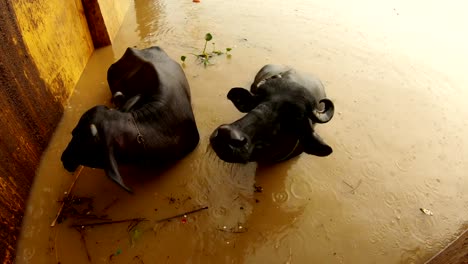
[16,0,468,263]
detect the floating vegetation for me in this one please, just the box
[181,33,233,67]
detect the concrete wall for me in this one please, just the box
[82,0,131,48]
[99,0,131,42]
[0,0,131,262]
[12,0,94,104]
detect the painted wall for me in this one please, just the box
[0,0,131,262]
[11,0,94,104]
[0,1,72,261]
[82,0,132,48]
[99,0,132,42]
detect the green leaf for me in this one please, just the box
[181,55,186,62]
[205,33,213,41]
[131,228,142,246]
[226,48,232,52]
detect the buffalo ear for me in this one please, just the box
[227,87,259,113]
[121,94,141,112]
[104,146,133,193]
[301,121,332,157]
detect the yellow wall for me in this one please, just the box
[99,0,132,43]
[12,0,94,105]
[0,0,131,261]
[11,0,132,105]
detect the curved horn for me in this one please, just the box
[90,124,98,137]
[310,99,335,124]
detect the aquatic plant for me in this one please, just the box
[181,33,233,67]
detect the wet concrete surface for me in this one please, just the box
[16,0,468,263]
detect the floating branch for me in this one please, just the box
[70,218,148,228]
[51,166,84,227]
[155,206,208,223]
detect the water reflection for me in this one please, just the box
[134,0,163,45]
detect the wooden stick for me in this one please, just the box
[74,227,91,262]
[343,179,362,194]
[155,206,208,223]
[342,180,354,190]
[70,218,147,228]
[50,166,84,227]
[352,179,363,194]
[101,197,119,213]
[54,228,60,263]
[216,228,247,233]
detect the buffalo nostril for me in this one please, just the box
[215,126,231,139]
[229,136,247,148]
[214,125,248,148]
[227,129,247,148]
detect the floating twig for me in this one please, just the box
[286,247,292,264]
[127,219,143,232]
[102,198,119,213]
[70,218,148,228]
[343,180,354,189]
[343,179,362,194]
[54,229,60,264]
[155,206,208,223]
[74,214,111,221]
[51,166,84,227]
[74,227,91,262]
[216,228,248,233]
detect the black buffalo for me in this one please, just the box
[210,64,334,163]
[61,46,199,192]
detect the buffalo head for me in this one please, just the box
[61,105,132,192]
[210,65,334,163]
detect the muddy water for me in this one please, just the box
[16,0,468,263]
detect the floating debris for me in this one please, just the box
[420,208,434,216]
[130,228,142,246]
[109,249,123,261]
[343,179,362,194]
[217,225,248,233]
[254,184,263,193]
[70,217,147,228]
[51,166,84,227]
[155,206,208,223]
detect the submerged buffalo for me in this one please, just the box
[107,46,188,110]
[61,46,199,192]
[210,64,334,163]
